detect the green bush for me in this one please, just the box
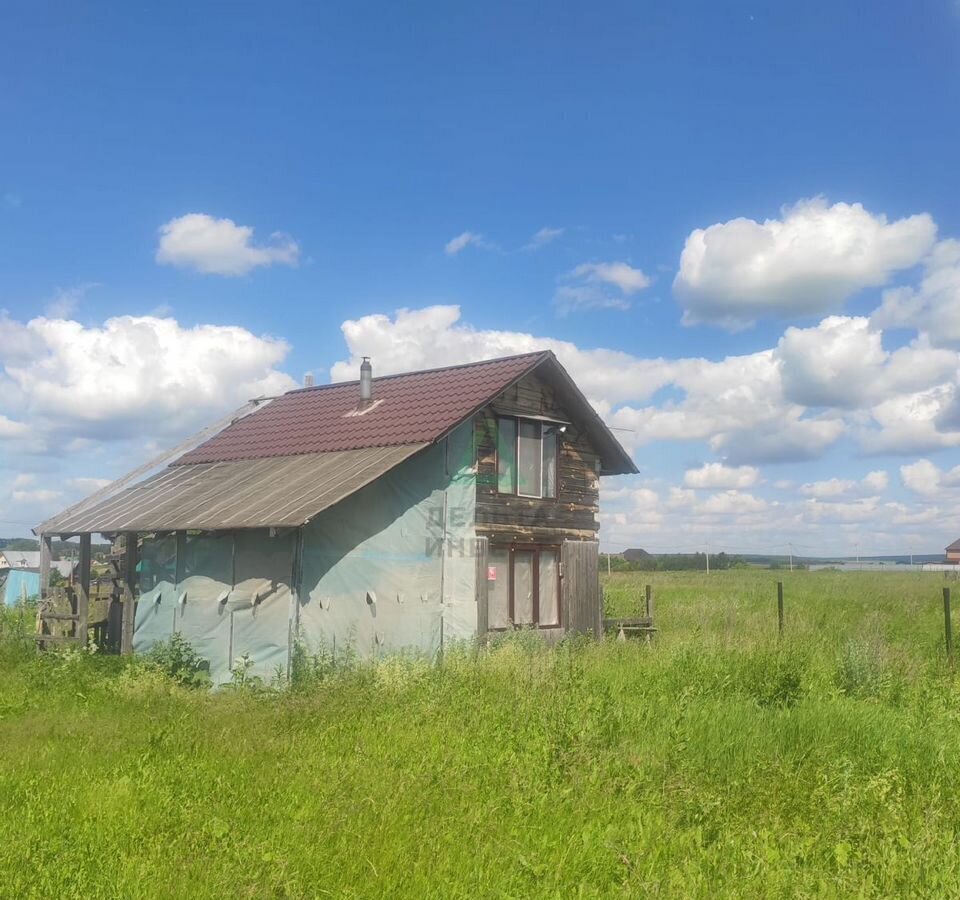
[142,633,211,687]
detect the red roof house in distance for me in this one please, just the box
[37,351,636,683]
[946,539,960,564]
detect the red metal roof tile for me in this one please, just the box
[175,352,550,464]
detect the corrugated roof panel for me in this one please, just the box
[41,444,429,534]
[175,352,548,464]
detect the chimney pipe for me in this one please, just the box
[359,357,373,403]
[303,372,315,388]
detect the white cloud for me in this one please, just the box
[900,459,960,497]
[331,304,846,466]
[674,198,937,327]
[775,317,958,429]
[568,261,651,295]
[156,213,300,276]
[45,283,99,319]
[777,316,888,409]
[861,385,960,456]
[524,227,564,250]
[863,470,890,492]
[444,231,488,256]
[873,239,960,347]
[800,471,888,499]
[697,490,767,516]
[684,463,759,489]
[554,261,651,315]
[0,314,296,445]
[0,415,29,440]
[12,488,61,504]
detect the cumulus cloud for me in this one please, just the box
[674,198,936,327]
[860,385,960,456]
[777,318,954,408]
[900,459,960,497]
[0,314,296,446]
[156,213,300,276]
[800,471,888,499]
[326,303,960,470]
[872,239,960,347]
[684,463,759,489]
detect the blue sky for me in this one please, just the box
[2,0,960,555]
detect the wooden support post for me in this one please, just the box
[38,534,52,599]
[944,587,953,661]
[777,581,784,637]
[645,584,653,619]
[120,532,138,656]
[76,534,91,647]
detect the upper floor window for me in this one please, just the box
[496,417,559,498]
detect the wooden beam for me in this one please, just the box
[77,533,91,647]
[38,534,52,600]
[120,532,138,656]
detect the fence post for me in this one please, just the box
[777,581,784,637]
[645,584,653,620]
[944,587,953,661]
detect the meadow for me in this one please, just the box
[2,569,960,898]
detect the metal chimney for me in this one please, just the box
[303,372,315,388]
[359,357,373,403]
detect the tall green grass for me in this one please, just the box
[2,571,960,898]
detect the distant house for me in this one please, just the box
[0,549,41,569]
[0,550,74,605]
[946,539,960,564]
[37,351,637,683]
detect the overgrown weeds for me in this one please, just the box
[3,570,960,897]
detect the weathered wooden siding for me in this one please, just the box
[562,539,601,635]
[474,373,601,545]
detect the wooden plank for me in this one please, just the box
[77,533,91,647]
[35,634,83,645]
[475,536,489,639]
[39,613,80,622]
[38,534,52,600]
[603,617,654,629]
[562,539,601,637]
[945,587,953,660]
[120,532,138,656]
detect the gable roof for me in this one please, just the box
[175,350,636,476]
[176,351,550,464]
[37,350,637,535]
[947,539,960,552]
[0,550,41,568]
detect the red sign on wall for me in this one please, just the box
[487,566,497,581]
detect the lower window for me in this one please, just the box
[488,545,560,629]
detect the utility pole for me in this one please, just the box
[855,541,860,570]
[606,553,611,576]
[789,542,794,572]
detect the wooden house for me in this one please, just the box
[35,351,636,683]
[946,539,960,564]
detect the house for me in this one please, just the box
[0,551,74,605]
[946,539,960,564]
[0,549,42,569]
[35,351,636,683]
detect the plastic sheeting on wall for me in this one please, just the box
[135,529,294,686]
[299,422,477,661]
[133,424,476,680]
[1,568,40,605]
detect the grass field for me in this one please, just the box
[3,569,960,898]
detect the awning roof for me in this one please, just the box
[39,444,428,534]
